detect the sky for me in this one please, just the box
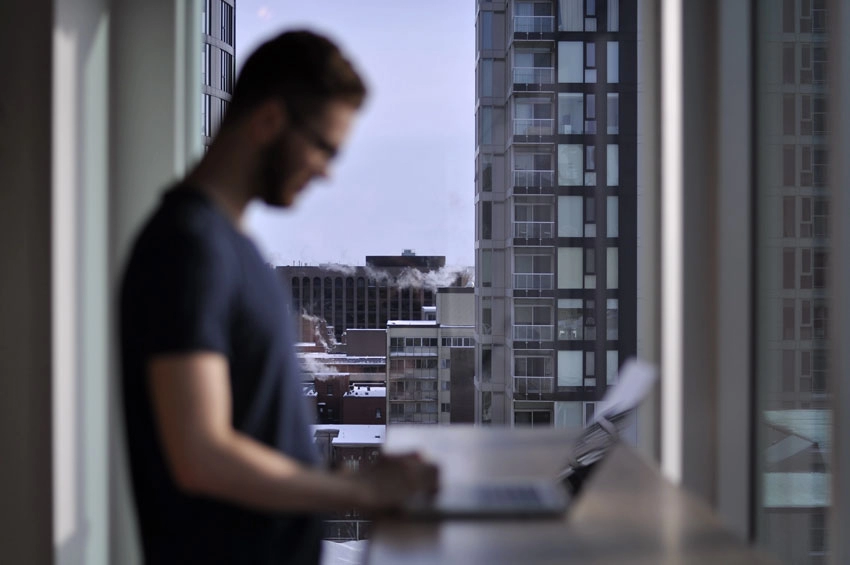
[236,0,476,268]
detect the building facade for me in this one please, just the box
[201,0,236,147]
[277,254,461,342]
[387,288,476,425]
[474,0,637,426]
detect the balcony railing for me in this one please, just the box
[512,15,555,34]
[513,118,554,136]
[390,391,438,402]
[512,324,554,341]
[513,221,555,239]
[512,67,555,84]
[513,273,554,290]
[388,370,437,380]
[514,376,555,395]
[513,170,555,187]
[389,414,439,424]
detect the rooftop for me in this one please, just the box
[312,424,386,447]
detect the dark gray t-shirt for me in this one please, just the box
[120,186,321,564]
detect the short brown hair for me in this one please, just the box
[226,30,367,123]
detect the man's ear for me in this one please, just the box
[250,99,288,144]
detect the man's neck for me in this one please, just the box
[185,132,256,228]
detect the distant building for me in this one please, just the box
[312,425,386,542]
[298,329,387,424]
[277,253,470,342]
[387,288,476,425]
[201,0,236,147]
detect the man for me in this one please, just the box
[120,31,437,564]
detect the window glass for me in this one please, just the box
[557,350,582,386]
[558,0,583,31]
[607,196,619,237]
[558,144,584,185]
[607,41,619,83]
[607,144,619,186]
[559,93,584,134]
[607,93,620,134]
[558,248,583,289]
[606,247,618,289]
[606,350,619,385]
[558,196,583,237]
[558,42,584,83]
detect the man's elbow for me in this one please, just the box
[168,447,223,496]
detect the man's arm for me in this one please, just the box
[148,352,435,514]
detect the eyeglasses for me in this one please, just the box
[294,122,339,161]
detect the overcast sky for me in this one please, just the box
[236,0,475,268]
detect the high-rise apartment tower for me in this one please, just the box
[474,0,637,426]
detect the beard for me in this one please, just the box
[257,132,300,208]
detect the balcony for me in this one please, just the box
[513,118,554,136]
[513,170,555,192]
[512,67,555,87]
[513,273,554,290]
[512,15,555,35]
[513,221,555,239]
[514,375,555,396]
[391,391,438,402]
[512,324,554,341]
[389,370,437,381]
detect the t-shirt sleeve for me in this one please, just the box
[132,226,235,358]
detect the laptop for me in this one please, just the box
[404,358,658,519]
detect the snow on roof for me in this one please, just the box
[344,385,386,398]
[312,424,386,446]
[386,320,438,327]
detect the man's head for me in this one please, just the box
[224,30,367,207]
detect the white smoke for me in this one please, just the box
[394,265,474,291]
[300,313,338,350]
[300,354,338,375]
[319,262,357,276]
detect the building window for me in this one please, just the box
[221,51,234,93]
[201,44,211,86]
[375,408,382,420]
[202,93,211,136]
[783,43,795,84]
[557,350,582,387]
[607,144,619,186]
[558,144,584,186]
[607,41,619,83]
[441,403,450,413]
[558,93,583,134]
[481,154,493,192]
[558,299,583,340]
[784,93,796,135]
[557,247,583,289]
[202,0,210,35]
[783,248,795,289]
[515,410,552,427]
[481,201,492,239]
[606,299,618,340]
[480,58,494,97]
[606,350,619,385]
[783,196,796,237]
[607,196,618,237]
[557,195,583,237]
[481,345,492,382]
[607,93,619,134]
[606,247,618,289]
[481,11,493,50]
[220,1,234,45]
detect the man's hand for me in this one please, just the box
[353,453,439,515]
